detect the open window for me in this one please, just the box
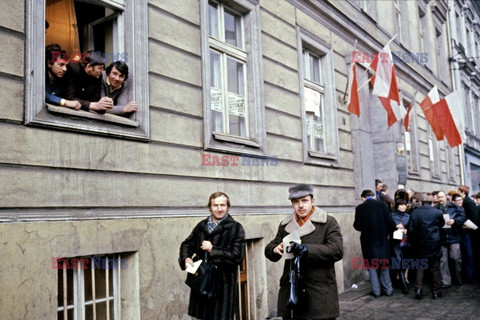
[26,0,149,140]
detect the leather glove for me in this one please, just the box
[287,241,308,257]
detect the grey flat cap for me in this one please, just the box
[288,184,314,200]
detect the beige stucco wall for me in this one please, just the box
[0,211,361,319]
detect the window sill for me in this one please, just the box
[308,150,337,160]
[212,132,260,148]
[47,104,138,127]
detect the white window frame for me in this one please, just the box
[297,28,339,166]
[57,255,122,320]
[405,99,420,176]
[428,128,441,179]
[26,0,150,141]
[200,0,265,155]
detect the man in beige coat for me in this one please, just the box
[265,184,344,319]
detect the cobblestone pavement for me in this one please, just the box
[339,281,480,320]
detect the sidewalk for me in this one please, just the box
[339,281,480,319]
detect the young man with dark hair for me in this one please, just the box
[64,51,113,112]
[265,184,343,319]
[101,61,138,117]
[45,44,81,110]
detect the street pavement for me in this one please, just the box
[339,281,480,320]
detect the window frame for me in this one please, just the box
[404,97,420,176]
[297,27,339,166]
[428,127,441,180]
[200,0,265,155]
[57,254,122,319]
[26,0,150,141]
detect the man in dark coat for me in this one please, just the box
[435,192,466,287]
[408,193,445,299]
[354,189,396,298]
[265,184,343,320]
[179,192,245,320]
[458,185,480,283]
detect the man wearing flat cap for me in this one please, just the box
[265,184,344,320]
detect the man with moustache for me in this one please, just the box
[265,184,343,320]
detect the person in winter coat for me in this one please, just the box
[265,184,343,320]
[391,198,410,294]
[408,193,445,299]
[354,189,396,298]
[458,185,480,283]
[435,192,467,287]
[179,192,245,320]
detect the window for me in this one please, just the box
[56,253,137,319]
[405,100,419,174]
[298,29,339,164]
[435,26,447,80]
[395,0,409,46]
[428,128,441,179]
[418,7,429,66]
[201,0,265,154]
[26,0,149,140]
[445,143,456,183]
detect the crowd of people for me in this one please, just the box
[45,43,138,117]
[357,179,480,300]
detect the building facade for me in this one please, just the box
[0,0,469,319]
[449,0,480,195]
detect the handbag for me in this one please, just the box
[286,255,307,309]
[185,252,217,299]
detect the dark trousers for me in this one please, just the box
[415,257,442,294]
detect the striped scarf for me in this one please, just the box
[207,215,225,233]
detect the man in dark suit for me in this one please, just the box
[408,193,445,299]
[354,189,396,298]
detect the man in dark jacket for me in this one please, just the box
[458,185,480,283]
[435,192,467,287]
[179,192,245,320]
[265,184,343,320]
[64,53,113,112]
[408,193,445,299]
[354,189,396,298]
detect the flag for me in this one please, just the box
[433,92,462,147]
[403,102,413,131]
[376,66,405,128]
[419,86,444,140]
[370,43,400,104]
[347,62,361,116]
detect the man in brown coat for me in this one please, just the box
[265,184,344,319]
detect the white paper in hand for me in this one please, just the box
[186,260,203,274]
[393,229,403,240]
[283,231,301,260]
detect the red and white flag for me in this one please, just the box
[370,43,400,105]
[375,66,405,128]
[419,86,443,140]
[403,102,413,131]
[347,62,361,116]
[432,91,463,148]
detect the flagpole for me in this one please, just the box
[357,34,398,91]
[343,39,358,102]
